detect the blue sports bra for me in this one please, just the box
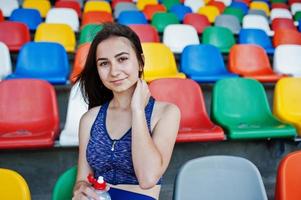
[86,96,162,185]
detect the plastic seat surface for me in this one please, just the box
[0,168,31,200]
[0,42,12,80]
[162,0,180,10]
[6,42,69,84]
[0,79,59,149]
[81,11,113,27]
[83,1,112,13]
[23,0,51,17]
[136,0,158,10]
[114,3,138,19]
[223,7,244,23]
[9,8,42,31]
[211,78,296,139]
[180,44,238,83]
[273,78,301,136]
[272,18,297,31]
[214,14,241,34]
[243,14,274,36]
[184,0,205,12]
[142,43,186,82]
[46,8,79,32]
[142,4,166,20]
[151,12,179,33]
[270,8,293,21]
[173,156,268,200]
[149,78,225,142]
[250,1,270,16]
[117,10,147,25]
[0,0,19,17]
[79,24,103,45]
[129,24,160,42]
[230,1,249,14]
[55,0,82,17]
[197,5,220,23]
[170,4,192,21]
[273,29,301,47]
[183,13,210,34]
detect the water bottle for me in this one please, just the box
[87,174,112,200]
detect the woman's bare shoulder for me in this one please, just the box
[152,100,180,125]
[80,105,101,126]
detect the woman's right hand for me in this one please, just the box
[72,181,99,200]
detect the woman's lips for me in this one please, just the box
[110,78,126,84]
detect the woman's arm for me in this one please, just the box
[131,80,181,189]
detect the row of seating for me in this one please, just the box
[0,77,299,149]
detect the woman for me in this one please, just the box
[72,23,180,200]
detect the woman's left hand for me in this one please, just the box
[131,79,151,111]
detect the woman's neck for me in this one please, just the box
[110,87,135,110]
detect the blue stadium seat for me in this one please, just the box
[117,10,147,25]
[6,42,70,85]
[169,4,192,21]
[239,28,275,54]
[180,44,238,83]
[230,1,249,15]
[9,8,42,31]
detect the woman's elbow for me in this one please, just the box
[138,175,159,189]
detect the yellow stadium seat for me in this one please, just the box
[250,1,270,16]
[83,1,112,13]
[0,168,31,200]
[274,77,301,136]
[198,6,220,23]
[137,0,158,10]
[23,0,51,17]
[142,43,186,82]
[35,23,76,52]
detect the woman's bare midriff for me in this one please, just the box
[108,184,161,199]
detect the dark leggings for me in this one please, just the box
[108,188,156,200]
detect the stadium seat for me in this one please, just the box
[272,18,297,31]
[273,29,301,47]
[142,43,186,82]
[208,1,226,13]
[151,12,179,33]
[83,1,112,13]
[0,42,12,80]
[129,24,160,42]
[223,7,244,23]
[214,14,241,34]
[142,4,166,20]
[198,5,220,23]
[250,1,270,16]
[0,21,30,52]
[289,0,301,6]
[0,168,31,200]
[79,24,103,46]
[136,0,158,10]
[291,2,301,15]
[112,0,133,9]
[173,156,268,200]
[270,8,293,21]
[46,8,79,32]
[52,166,77,200]
[81,11,113,28]
[0,0,19,17]
[239,28,274,54]
[0,10,3,22]
[0,79,60,149]
[181,44,238,83]
[55,0,82,18]
[184,0,204,12]
[274,77,301,136]
[275,150,301,200]
[114,2,138,19]
[9,8,42,31]
[229,44,284,82]
[183,13,210,34]
[23,0,51,18]
[242,14,274,36]
[170,4,192,21]
[117,10,147,25]
[294,11,301,20]
[163,24,200,54]
[162,0,180,10]
[149,78,225,142]
[202,26,236,53]
[35,23,76,52]
[272,3,289,9]
[216,0,232,6]
[6,42,69,84]
[248,9,268,19]
[229,1,249,14]
[274,44,301,76]
[211,78,296,139]
[60,83,88,146]
[70,43,90,83]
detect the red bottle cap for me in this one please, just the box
[87,174,107,190]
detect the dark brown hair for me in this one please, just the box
[76,23,144,109]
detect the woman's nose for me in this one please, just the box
[110,62,121,76]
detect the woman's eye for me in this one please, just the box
[118,57,128,62]
[99,61,108,67]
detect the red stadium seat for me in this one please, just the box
[55,0,82,18]
[272,3,289,9]
[149,78,225,142]
[183,13,210,34]
[273,29,301,47]
[129,24,160,42]
[0,21,30,52]
[0,79,60,149]
[208,1,226,13]
[272,18,297,31]
[0,9,3,22]
[81,11,113,28]
[143,4,166,20]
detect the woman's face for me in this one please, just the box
[95,36,141,93]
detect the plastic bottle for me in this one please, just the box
[87,174,112,200]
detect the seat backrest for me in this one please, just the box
[214,14,241,34]
[0,0,19,17]
[142,43,178,76]
[55,0,82,17]
[270,8,293,21]
[151,12,179,33]
[46,8,79,32]
[229,44,273,75]
[142,4,166,20]
[129,24,160,42]
[181,44,228,76]
[183,13,210,34]
[52,166,77,200]
[273,44,301,76]
[173,156,268,200]
[163,24,200,53]
[114,2,138,18]
[291,2,301,14]
[250,1,270,16]
[208,1,226,13]
[23,0,51,18]
[136,0,158,10]
[275,151,301,200]
[84,1,112,13]
[0,168,31,200]
[0,79,59,134]
[212,78,273,125]
[117,10,147,25]
[243,14,273,36]
[169,4,192,21]
[0,21,30,52]
[197,5,220,23]
[35,23,76,52]
[71,43,91,83]
[0,9,3,22]
[79,24,103,45]
[239,28,273,51]
[9,8,42,31]
[272,18,297,31]
[149,78,212,128]
[0,42,12,79]
[81,11,113,27]
[248,9,268,19]
[15,42,69,77]
[162,0,180,10]
[273,29,301,47]
[230,1,249,14]
[184,0,205,12]
[223,7,244,23]
[112,0,133,9]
